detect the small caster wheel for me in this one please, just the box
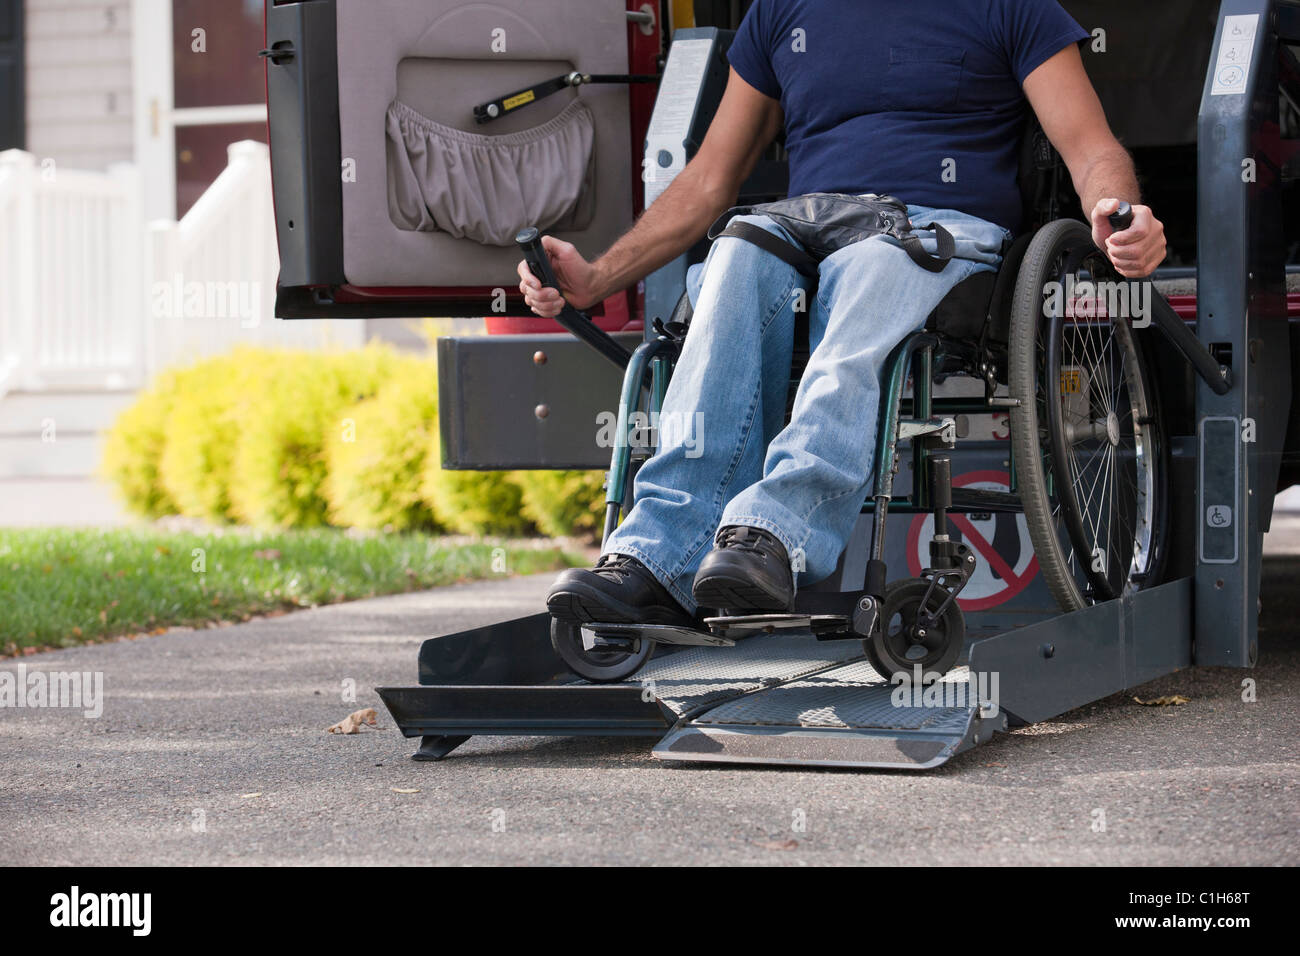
[550,618,656,683]
[864,578,964,682]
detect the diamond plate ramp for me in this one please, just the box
[636,634,863,718]
[654,664,1007,769]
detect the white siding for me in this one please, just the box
[24,0,134,170]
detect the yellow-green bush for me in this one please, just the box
[157,350,283,522]
[101,368,182,519]
[514,470,607,540]
[102,343,605,540]
[230,345,399,528]
[420,455,533,536]
[323,354,441,531]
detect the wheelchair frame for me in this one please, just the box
[568,197,1211,682]
[601,322,1003,593]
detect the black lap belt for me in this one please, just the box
[716,221,821,277]
[708,192,956,276]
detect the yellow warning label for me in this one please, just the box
[1060,369,1082,394]
[503,90,536,111]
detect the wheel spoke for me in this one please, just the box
[1014,232,1165,611]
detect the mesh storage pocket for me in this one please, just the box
[385,98,596,245]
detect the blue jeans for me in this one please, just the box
[604,203,1011,614]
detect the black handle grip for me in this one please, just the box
[1108,201,1133,232]
[1098,207,1231,394]
[514,227,632,370]
[516,226,562,289]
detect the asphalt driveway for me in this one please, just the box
[2,528,1298,865]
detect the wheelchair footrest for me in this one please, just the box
[586,622,735,649]
[703,612,853,640]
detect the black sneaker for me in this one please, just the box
[692,525,796,613]
[547,553,694,626]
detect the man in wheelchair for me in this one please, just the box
[520,0,1167,633]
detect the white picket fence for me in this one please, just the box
[0,140,362,400]
[0,151,141,393]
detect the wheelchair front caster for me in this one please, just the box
[550,618,656,683]
[864,578,964,682]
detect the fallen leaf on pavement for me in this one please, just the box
[391,788,420,794]
[1133,695,1190,706]
[327,707,379,734]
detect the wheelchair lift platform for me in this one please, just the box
[376,576,1191,770]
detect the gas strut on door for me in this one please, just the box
[474,72,659,124]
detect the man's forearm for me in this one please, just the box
[1073,144,1141,215]
[589,163,734,302]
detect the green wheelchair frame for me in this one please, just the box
[584,303,991,682]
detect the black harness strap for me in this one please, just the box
[713,215,957,382]
[718,219,956,275]
[716,221,821,277]
[899,223,956,273]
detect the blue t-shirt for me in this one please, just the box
[727,0,1090,232]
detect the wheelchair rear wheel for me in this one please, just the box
[1008,219,1169,611]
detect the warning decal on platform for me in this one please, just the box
[906,470,1039,612]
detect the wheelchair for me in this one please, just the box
[531,135,1171,685]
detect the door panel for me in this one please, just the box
[267,0,648,319]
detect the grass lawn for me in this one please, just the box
[0,527,582,653]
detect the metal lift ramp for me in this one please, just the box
[375,577,1190,770]
[376,631,997,770]
[654,663,1002,770]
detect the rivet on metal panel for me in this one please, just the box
[534,404,550,419]
[533,350,548,365]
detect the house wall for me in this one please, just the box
[24,0,133,170]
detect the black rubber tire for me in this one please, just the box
[864,578,965,682]
[1007,219,1169,611]
[550,618,655,683]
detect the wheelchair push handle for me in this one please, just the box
[514,227,632,371]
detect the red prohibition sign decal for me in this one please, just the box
[906,470,1040,611]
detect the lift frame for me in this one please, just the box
[374,1,1296,769]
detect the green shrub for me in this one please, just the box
[420,455,533,536]
[230,345,400,528]
[323,354,441,531]
[514,470,607,540]
[103,342,598,540]
[156,350,281,522]
[101,368,182,519]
